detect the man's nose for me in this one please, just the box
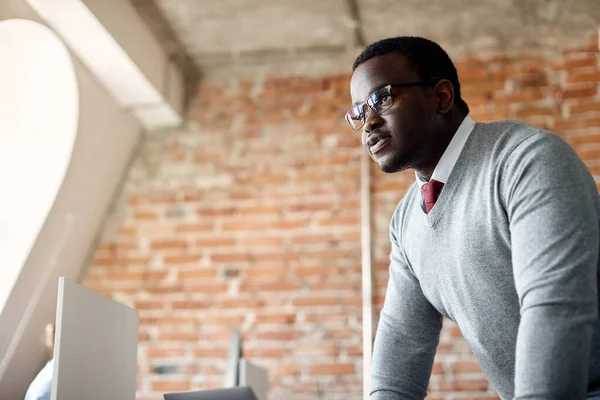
[363,108,384,134]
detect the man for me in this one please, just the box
[24,323,54,400]
[347,36,600,399]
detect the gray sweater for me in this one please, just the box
[371,120,600,400]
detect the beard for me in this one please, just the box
[374,113,443,174]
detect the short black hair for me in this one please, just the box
[353,36,469,114]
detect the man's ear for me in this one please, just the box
[433,79,455,114]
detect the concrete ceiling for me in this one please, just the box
[131,0,600,80]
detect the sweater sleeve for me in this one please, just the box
[370,207,443,399]
[502,130,599,399]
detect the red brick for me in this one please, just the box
[515,72,548,88]
[178,268,218,280]
[241,236,285,247]
[171,300,209,310]
[304,249,358,260]
[134,211,158,220]
[228,190,255,200]
[196,206,236,217]
[158,332,200,342]
[135,301,163,310]
[514,107,558,118]
[457,66,489,81]
[340,231,361,243]
[551,56,598,70]
[554,86,597,99]
[268,219,310,229]
[289,233,336,244]
[238,205,282,215]
[129,193,177,205]
[293,345,339,357]
[194,347,229,358]
[163,254,201,264]
[431,361,443,374]
[246,266,287,279]
[239,173,287,184]
[175,222,214,233]
[150,239,188,250]
[308,363,355,376]
[253,251,300,262]
[239,281,299,292]
[105,271,143,281]
[578,148,600,161]
[567,71,600,84]
[571,101,600,114]
[554,118,600,132]
[195,238,237,247]
[188,283,228,294]
[151,380,190,392]
[268,363,301,377]
[492,90,545,105]
[221,221,264,231]
[568,132,600,146]
[448,324,463,338]
[255,330,301,341]
[562,42,599,54]
[461,80,505,95]
[147,317,196,326]
[201,315,246,327]
[91,257,120,267]
[469,109,510,122]
[211,252,253,263]
[242,347,286,358]
[216,298,262,308]
[293,265,339,277]
[255,312,296,324]
[304,312,348,323]
[316,215,360,226]
[292,296,339,307]
[147,347,186,358]
[451,360,483,374]
[436,342,453,353]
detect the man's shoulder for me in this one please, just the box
[473,119,547,143]
[469,119,566,162]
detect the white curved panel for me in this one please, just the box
[0,19,79,311]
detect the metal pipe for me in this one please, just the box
[360,149,373,399]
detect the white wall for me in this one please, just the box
[0,1,142,398]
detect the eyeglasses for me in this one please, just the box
[345,81,434,131]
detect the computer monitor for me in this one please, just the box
[51,277,139,400]
[164,387,257,400]
[239,359,268,400]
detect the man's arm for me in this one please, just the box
[371,209,443,399]
[503,131,599,399]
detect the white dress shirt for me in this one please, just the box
[416,115,475,187]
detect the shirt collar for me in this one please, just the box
[416,115,475,188]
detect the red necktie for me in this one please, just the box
[421,179,444,214]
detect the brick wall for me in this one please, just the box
[84,33,600,400]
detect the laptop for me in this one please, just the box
[164,386,257,400]
[51,277,139,400]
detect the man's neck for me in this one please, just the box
[414,109,467,181]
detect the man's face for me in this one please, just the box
[350,53,442,173]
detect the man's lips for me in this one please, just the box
[369,137,391,154]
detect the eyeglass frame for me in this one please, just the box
[345,80,438,131]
